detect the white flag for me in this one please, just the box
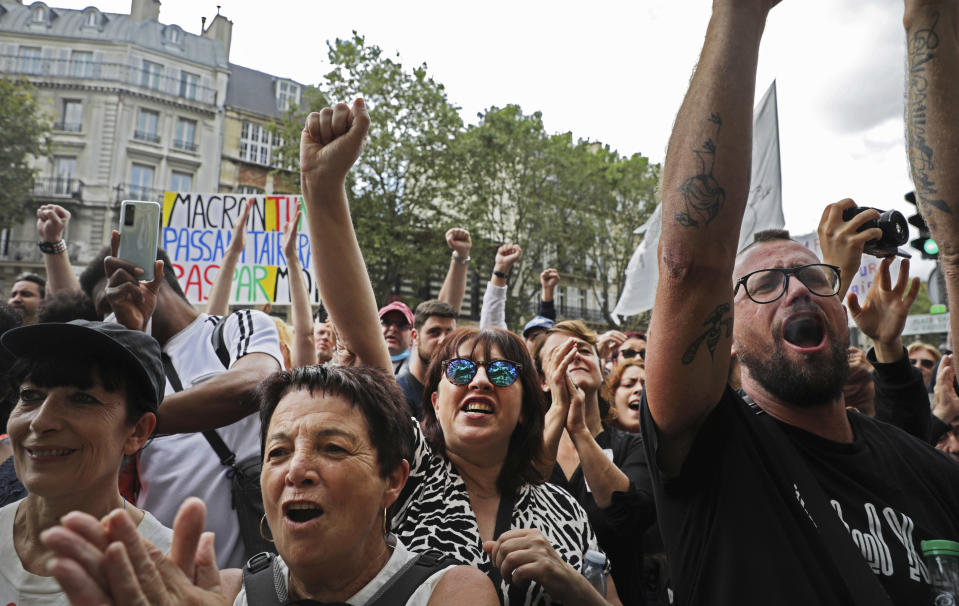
[613,81,784,318]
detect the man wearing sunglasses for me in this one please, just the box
[641,2,959,605]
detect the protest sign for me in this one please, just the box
[160,192,319,305]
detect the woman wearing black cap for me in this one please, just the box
[0,320,172,604]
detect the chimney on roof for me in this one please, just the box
[130,0,160,22]
[202,9,233,59]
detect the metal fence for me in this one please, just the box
[32,177,83,198]
[0,55,217,105]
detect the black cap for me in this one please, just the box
[1,320,165,414]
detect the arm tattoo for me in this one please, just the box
[675,113,727,228]
[682,303,733,365]
[907,12,952,216]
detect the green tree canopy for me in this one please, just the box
[0,78,50,228]
[273,33,463,302]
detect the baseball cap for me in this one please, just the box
[1,320,165,414]
[378,301,414,328]
[523,316,554,338]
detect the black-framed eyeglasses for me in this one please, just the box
[442,358,522,387]
[734,264,841,304]
[620,348,646,361]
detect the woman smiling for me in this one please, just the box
[0,320,169,605]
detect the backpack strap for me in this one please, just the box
[366,549,456,606]
[740,393,895,606]
[242,552,285,606]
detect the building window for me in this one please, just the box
[83,9,98,27]
[179,71,199,100]
[135,109,160,143]
[18,46,42,75]
[166,26,181,44]
[70,50,94,78]
[58,99,82,132]
[140,60,163,91]
[237,185,265,195]
[174,118,197,151]
[240,120,278,166]
[170,171,192,193]
[32,5,46,23]
[129,164,155,199]
[276,80,300,111]
[54,157,76,195]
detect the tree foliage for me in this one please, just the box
[450,105,659,327]
[0,78,50,228]
[274,35,659,325]
[273,33,463,302]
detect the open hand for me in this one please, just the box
[934,354,959,424]
[228,198,255,254]
[281,207,303,266]
[847,257,919,357]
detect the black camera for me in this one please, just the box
[841,206,911,259]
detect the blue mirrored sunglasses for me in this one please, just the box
[442,358,522,387]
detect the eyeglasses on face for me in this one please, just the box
[442,358,522,387]
[619,348,646,360]
[910,357,936,370]
[734,264,841,304]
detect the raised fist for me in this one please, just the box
[540,268,560,290]
[37,204,71,243]
[495,244,522,271]
[300,99,370,192]
[446,228,472,257]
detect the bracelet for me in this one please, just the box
[452,251,471,265]
[493,269,508,279]
[38,240,67,255]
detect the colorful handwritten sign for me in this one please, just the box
[161,192,319,305]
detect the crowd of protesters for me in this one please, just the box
[3,1,959,604]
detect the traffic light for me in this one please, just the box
[906,191,939,259]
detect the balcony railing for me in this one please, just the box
[0,238,82,264]
[133,130,161,144]
[32,177,83,198]
[0,55,218,105]
[53,120,82,133]
[173,139,198,152]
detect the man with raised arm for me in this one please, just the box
[642,1,959,604]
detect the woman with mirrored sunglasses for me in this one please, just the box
[385,326,618,605]
[532,321,657,606]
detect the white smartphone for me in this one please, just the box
[118,200,161,281]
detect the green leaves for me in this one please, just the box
[0,78,51,229]
[273,35,659,326]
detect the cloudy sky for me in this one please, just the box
[55,0,931,277]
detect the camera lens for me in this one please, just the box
[124,205,136,226]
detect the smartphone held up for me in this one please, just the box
[117,200,161,281]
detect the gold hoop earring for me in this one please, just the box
[260,514,274,543]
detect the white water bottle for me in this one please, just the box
[581,549,607,598]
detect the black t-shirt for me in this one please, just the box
[549,425,657,606]
[396,368,424,419]
[640,387,959,605]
